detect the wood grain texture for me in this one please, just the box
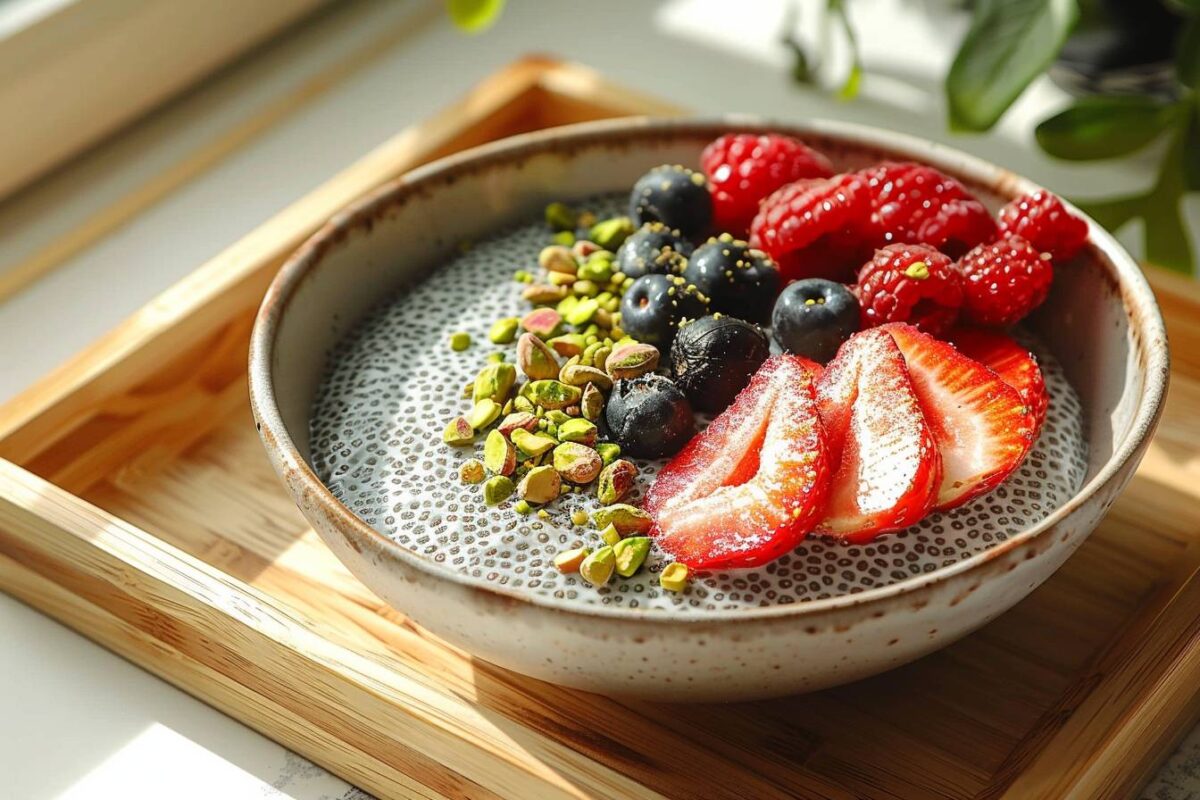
[0,58,1198,799]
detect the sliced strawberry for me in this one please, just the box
[884,324,1035,511]
[947,326,1048,428]
[649,355,831,570]
[816,329,941,541]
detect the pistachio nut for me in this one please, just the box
[545,409,571,425]
[581,383,604,422]
[592,307,613,329]
[547,333,585,358]
[557,418,598,446]
[516,333,559,381]
[564,297,600,326]
[461,379,475,399]
[526,380,582,410]
[552,442,603,484]
[449,331,471,351]
[599,523,621,547]
[605,342,660,380]
[520,308,563,339]
[497,411,538,437]
[560,363,612,391]
[552,230,576,247]
[588,216,636,251]
[553,547,590,574]
[592,346,612,373]
[510,428,557,457]
[571,240,603,261]
[513,395,534,413]
[518,465,561,505]
[592,503,652,535]
[442,416,474,446]
[556,294,579,317]
[488,317,520,344]
[483,475,515,506]
[659,562,689,592]
[579,341,602,367]
[572,279,599,297]
[473,362,516,404]
[538,244,577,275]
[613,536,652,577]
[595,442,621,465]
[570,509,589,526]
[468,399,502,430]
[564,404,582,417]
[547,270,576,287]
[522,284,569,305]
[577,253,614,284]
[579,546,616,587]
[483,429,516,476]
[597,459,637,505]
[544,201,577,232]
[459,459,485,484]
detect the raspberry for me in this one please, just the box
[702,133,834,236]
[957,236,1053,327]
[998,190,1088,262]
[749,174,872,283]
[859,162,997,258]
[854,243,962,335]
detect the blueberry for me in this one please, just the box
[683,235,781,324]
[616,222,693,279]
[619,274,710,348]
[670,316,771,413]
[771,279,860,363]
[629,165,713,241]
[605,374,696,459]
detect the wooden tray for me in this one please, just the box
[2,56,1199,800]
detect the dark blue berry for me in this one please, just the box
[615,222,692,279]
[619,274,710,348]
[629,165,713,241]
[605,374,695,459]
[683,236,781,324]
[670,316,770,413]
[771,279,860,363]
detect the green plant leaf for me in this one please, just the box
[828,0,862,100]
[946,0,1079,131]
[447,0,505,33]
[1186,103,1200,191]
[1144,128,1195,273]
[1073,194,1144,233]
[1178,15,1200,88]
[1035,96,1179,160]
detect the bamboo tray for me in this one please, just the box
[3,57,1200,800]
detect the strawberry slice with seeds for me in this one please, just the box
[648,355,831,570]
[816,328,941,541]
[884,323,1035,511]
[947,326,1048,428]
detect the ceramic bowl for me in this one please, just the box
[249,117,1168,701]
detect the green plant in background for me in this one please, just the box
[446,0,505,34]
[787,0,1200,274]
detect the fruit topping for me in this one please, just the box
[615,222,693,279]
[998,190,1088,262]
[858,162,997,258]
[854,243,963,335]
[749,173,872,283]
[957,235,1053,327]
[629,165,713,240]
[947,326,1048,428]
[700,132,834,236]
[648,355,831,570]
[681,234,780,323]
[771,278,860,363]
[605,373,696,458]
[816,329,941,541]
[618,273,709,348]
[669,315,771,414]
[883,324,1035,510]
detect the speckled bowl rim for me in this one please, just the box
[250,115,1170,624]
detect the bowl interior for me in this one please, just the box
[260,119,1158,615]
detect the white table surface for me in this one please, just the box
[1,1,1198,797]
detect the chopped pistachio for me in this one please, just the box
[596,442,621,465]
[599,523,621,547]
[449,331,471,351]
[486,351,506,364]
[605,342,659,380]
[520,308,563,338]
[581,383,604,422]
[660,562,689,592]
[592,503,651,535]
[597,459,637,504]
[614,536,651,577]
[547,333,586,357]
[473,362,516,404]
[513,395,534,413]
[564,297,600,326]
[553,546,589,573]
[588,216,636,250]
[459,459,485,484]
[553,442,603,484]
[442,416,474,446]
[488,317,520,344]
[511,428,557,457]
[572,279,599,297]
[552,230,576,247]
[468,399,502,430]
[483,475,515,505]
[545,409,571,425]
[560,363,611,391]
[523,284,569,305]
[539,244,577,275]
[547,270,577,287]
[516,333,560,380]
[514,499,532,515]
[579,546,616,587]
[577,254,614,284]
[526,380,582,410]
[557,418,598,446]
[544,201,577,232]
[570,509,589,526]
[518,465,561,504]
[513,269,534,283]
[537,509,550,520]
[497,411,538,436]
[483,429,516,476]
